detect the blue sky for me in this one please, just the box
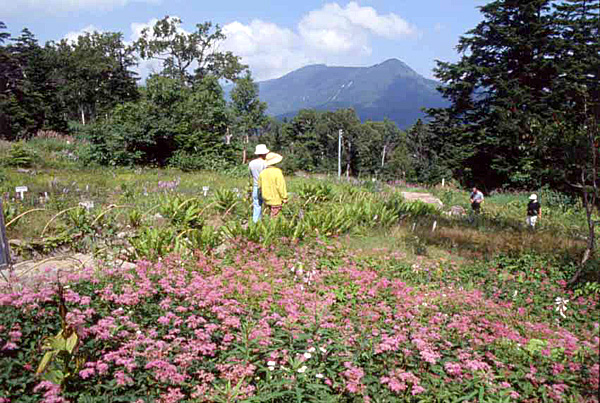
[3,0,489,81]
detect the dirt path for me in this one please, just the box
[1,253,135,286]
[401,192,443,208]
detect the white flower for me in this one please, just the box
[307,347,316,353]
[315,373,324,379]
[297,366,307,373]
[303,352,312,359]
[554,297,569,318]
[267,361,276,367]
[319,347,326,353]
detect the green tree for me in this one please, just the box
[50,31,139,125]
[230,72,267,163]
[7,29,70,135]
[0,24,22,139]
[0,28,54,138]
[543,0,600,186]
[85,75,232,168]
[405,119,454,184]
[134,16,246,85]
[431,0,557,188]
[355,119,407,178]
[324,108,362,177]
[280,109,324,172]
[255,117,285,153]
[548,0,599,282]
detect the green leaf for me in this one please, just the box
[35,351,55,376]
[65,332,78,354]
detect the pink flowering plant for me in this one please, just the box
[0,238,598,402]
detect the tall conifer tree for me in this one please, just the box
[432,0,557,187]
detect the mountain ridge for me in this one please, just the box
[255,58,447,128]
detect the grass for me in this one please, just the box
[0,138,598,402]
[0,136,595,273]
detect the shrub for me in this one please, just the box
[83,76,236,169]
[4,142,36,168]
[0,243,597,402]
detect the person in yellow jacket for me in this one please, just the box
[257,152,287,217]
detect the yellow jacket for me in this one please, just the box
[258,166,287,206]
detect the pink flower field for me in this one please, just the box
[1,239,598,402]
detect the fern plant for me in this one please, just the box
[129,227,177,261]
[158,196,205,229]
[212,189,239,214]
[6,142,35,168]
[296,183,334,204]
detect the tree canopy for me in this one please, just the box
[428,0,599,190]
[133,16,247,85]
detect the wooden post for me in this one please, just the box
[0,199,11,272]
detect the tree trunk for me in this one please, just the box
[568,106,599,286]
[382,144,387,168]
[242,134,249,164]
[80,106,85,125]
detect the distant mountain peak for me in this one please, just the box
[378,58,405,66]
[370,58,417,75]
[295,63,327,70]
[257,59,447,128]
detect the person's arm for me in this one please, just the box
[278,171,288,203]
[539,206,542,219]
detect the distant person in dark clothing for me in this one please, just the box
[470,187,484,213]
[526,194,541,229]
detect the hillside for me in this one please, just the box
[256,59,448,128]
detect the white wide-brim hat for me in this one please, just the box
[529,194,537,200]
[254,144,269,155]
[264,152,283,166]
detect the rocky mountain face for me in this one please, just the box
[256,59,448,128]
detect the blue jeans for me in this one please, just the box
[252,186,263,223]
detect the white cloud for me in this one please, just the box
[122,2,417,81]
[222,20,311,81]
[63,25,102,43]
[221,2,416,80]
[4,0,160,15]
[298,2,415,55]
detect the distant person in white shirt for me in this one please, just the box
[249,144,269,222]
[470,187,484,214]
[526,193,542,229]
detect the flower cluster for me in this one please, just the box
[0,241,597,402]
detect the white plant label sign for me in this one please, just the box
[15,186,28,200]
[79,201,94,211]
